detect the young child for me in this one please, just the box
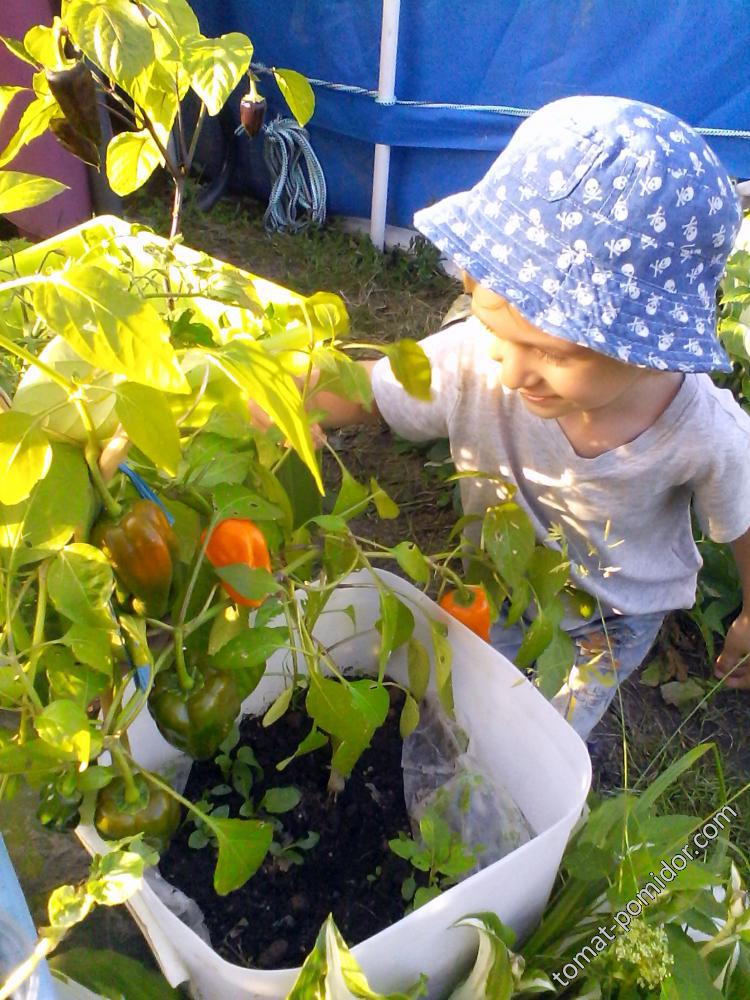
[304,95,750,740]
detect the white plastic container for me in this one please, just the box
[78,570,590,998]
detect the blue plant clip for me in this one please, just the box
[118,463,175,525]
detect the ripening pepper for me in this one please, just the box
[438,585,491,642]
[46,59,102,148]
[148,665,242,761]
[239,92,267,137]
[37,776,83,832]
[94,775,181,851]
[93,500,179,618]
[202,518,271,607]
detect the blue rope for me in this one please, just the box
[118,462,175,525]
[236,116,327,233]
[250,61,750,141]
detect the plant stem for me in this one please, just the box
[0,932,58,1000]
[172,627,194,691]
[26,562,48,689]
[0,329,73,392]
[110,743,141,804]
[84,441,121,519]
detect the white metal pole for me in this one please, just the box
[370,0,401,250]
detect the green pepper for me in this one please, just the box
[37,776,83,832]
[94,775,181,852]
[93,500,179,618]
[148,665,242,761]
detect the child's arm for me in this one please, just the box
[309,360,382,428]
[248,360,381,437]
[714,525,750,689]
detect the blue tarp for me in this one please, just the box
[191,0,750,228]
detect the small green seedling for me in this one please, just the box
[389,806,483,910]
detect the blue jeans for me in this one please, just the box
[490,611,665,741]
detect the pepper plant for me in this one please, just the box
[0,7,590,989]
[0,0,468,909]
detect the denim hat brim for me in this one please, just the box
[415,189,732,373]
[413,96,741,375]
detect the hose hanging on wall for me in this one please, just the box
[235,113,327,234]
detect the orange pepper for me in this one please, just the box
[438,585,491,642]
[201,518,271,607]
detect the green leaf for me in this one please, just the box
[50,948,182,1000]
[211,483,284,522]
[214,565,281,601]
[0,85,24,125]
[407,637,431,701]
[0,170,66,213]
[333,469,370,519]
[46,651,108,710]
[633,744,712,821]
[262,686,294,727]
[23,23,62,68]
[0,736,74,775]
[211,340,322,491]
[277,727,328,771]
[660,678,707,711]
[207,604,245,656]
[430,619,453,714]
[260,786,301,814]
[211,627,288,683]
[106,129,163,196]
[35,699,97,764]
[115,382,181,475]
[47,884,94,931]
[61,623,114,676]
[23,444,91,545]
[87,849,147,906]
[534,627,574,698]
[274,450,322,528]
[448,914,516,1000]
[382,340,432,401]
[514,614,554,670]
[661,926,723,1000]
[376,592,415,678]
[67,0,156,87]
[0,411,52,505]
[306,677,389,746]
[34,265,188,393]
[273,68,314,126]
[526,545,568,607]
[0,37,37,69]
[186,433,251,488]
[212,817,273,894]
[392,542,430,584]
[184,34,254,116]
[47,543,115,628]
[1,443,92,564]
[0,92,58,169]
[370,477,399,519]
[134,0,199,42]
[400,694,420,739]
[287,914,413,1000]
[483,503,536,587]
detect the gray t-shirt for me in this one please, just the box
[372,316,750,615]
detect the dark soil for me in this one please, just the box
[158,688,418,970]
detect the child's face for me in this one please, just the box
[468,279,649,420]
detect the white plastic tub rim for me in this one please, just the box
[78,570,591,999]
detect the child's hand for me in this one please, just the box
[248,398,327,449]
[714,611,750,689]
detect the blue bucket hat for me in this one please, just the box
[414,96,742,373]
